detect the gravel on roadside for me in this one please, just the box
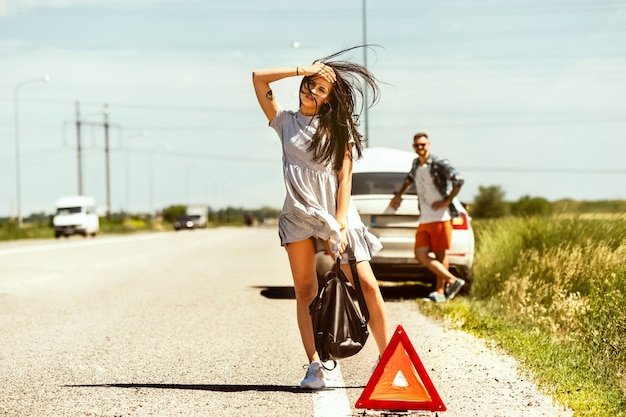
[358,302,575,417]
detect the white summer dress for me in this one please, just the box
[270,107,382,262]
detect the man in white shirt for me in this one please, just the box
[390,132,466,302]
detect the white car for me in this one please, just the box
[317,147,475,291]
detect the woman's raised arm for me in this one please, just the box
[252,67,298,122]
[252,64,335,122]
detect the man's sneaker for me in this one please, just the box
[300,361,325,389]
[428,291,447,302]
[446,278,465,300]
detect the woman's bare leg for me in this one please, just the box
[285,238,320,363]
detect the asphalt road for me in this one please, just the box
[0,227,571,417]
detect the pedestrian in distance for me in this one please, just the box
[252,46,390,390]
[389,132,466,302]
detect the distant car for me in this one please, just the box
[173,215,198,231]
[316,147,475,291]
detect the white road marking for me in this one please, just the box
[314,362,353,417]
[0,233,167,256]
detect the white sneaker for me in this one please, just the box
[371,357,380,373]
[300,361,325,389]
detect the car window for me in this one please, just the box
[352,173,416,195]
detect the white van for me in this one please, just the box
[53,196,100,238]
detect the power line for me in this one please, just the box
[120,148,278,164]
[2,143,622,173]
[0,96,228,113]
[460,166,626,174]
[371,118,626,129]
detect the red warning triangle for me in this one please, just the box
[355,325,446,412]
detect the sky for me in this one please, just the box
[1,0,625,218]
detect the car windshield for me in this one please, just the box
[352,173,416,196]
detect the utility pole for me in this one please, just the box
[75,101,83,195]
[103,103,111,219]
[74,103,118,218]
[362,0,370,147]
[14,75,50,228]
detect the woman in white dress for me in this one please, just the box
[252,47,390,389]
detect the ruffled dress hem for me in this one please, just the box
[279,213,382,264]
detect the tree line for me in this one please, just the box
[470,185,626,218]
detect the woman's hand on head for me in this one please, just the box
[301,63,336,84]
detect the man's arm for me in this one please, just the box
[432,185,461,210]
[389,177,413,209]
[432,157,464,210]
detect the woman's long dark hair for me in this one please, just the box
[300,46,381,172]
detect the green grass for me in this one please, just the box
[0,215,230,241]
[421,215,626,417]
[0,220,54,240]
[0,217,157,240]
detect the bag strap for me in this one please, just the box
[348,255,370,323]
[336,251,370,323]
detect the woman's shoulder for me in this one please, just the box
[270,107,298,124]
[270,106,287,127]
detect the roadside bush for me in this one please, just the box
[470,215,626,415]
[161,205,186,223]
[472,185,507,219]
[511,195,551,217]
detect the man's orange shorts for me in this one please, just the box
[414,220,453,252]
